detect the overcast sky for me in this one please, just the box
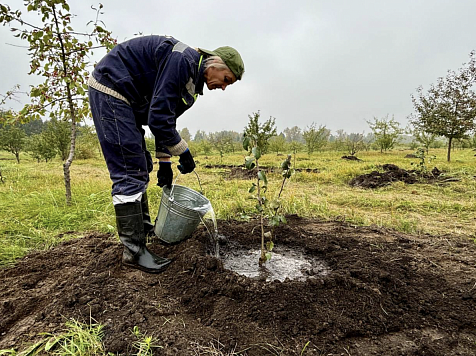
[1,0,476,137]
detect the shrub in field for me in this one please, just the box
[209,131,234,162]
[268,134,287,155]
[411,147,436,174]
[244,111,277,154]
[243,111,294,265]
[26,133,57,162]
[367,115,403,153]
[0,124,26,163]
[303,122,330,156]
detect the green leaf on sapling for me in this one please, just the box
[266,240,274,251]
[258,170,267,185]
[245,157,255,170]
[269,215,280,227]
[243,136,250,151]
[269,199,280,210]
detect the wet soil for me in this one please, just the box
[1,216,475,355]
[349,164,459,188]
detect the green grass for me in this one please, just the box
[1,147,475,266]
[0,318,106,356]
[0,320,161,356]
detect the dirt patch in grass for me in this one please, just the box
[1,217,475,355]
[349,164,459,188]
[341,155,362,161]
[203,165,319,180]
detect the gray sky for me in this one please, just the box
[1,0,476,136]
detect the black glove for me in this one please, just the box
[177,149,196,174]
[157,162,173,188]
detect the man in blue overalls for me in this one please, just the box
[88,35,244,273]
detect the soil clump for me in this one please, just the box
[1,216,475,355]
[341,155,362,161]
[349,164,458,188]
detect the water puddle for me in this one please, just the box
[186,188,328,282]
[221,244,330,282]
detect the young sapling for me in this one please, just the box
[243,112,294,265]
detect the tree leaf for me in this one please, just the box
[252,146,261,160]
[269,215,280,227]
[242,136,250,151]
[266,240,274,251]
[269,199,280,210]
[258,170,267,185]
[245,157,255,170]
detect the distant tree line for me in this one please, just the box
[0,116,99,163]
[3,112,476,165]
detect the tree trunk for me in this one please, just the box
[52,4,76,205]
[63,116,76,205]
[447,137,452,162]
[15,152,20,163]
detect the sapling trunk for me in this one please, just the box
[242,111,278,266]
[256,159,266,266]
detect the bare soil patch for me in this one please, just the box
[203,165,319,179]
[341,155,362,161]
[349,164,459,188]
[1,217,475,355]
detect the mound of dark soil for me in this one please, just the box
[349,164,455,188]
[1,217,475,355]
[223,166,319,180]
[341,155,362,161]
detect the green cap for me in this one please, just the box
[199,46,245,80]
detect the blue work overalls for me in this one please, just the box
[88,36,205,198]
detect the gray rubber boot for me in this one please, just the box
[114,201,171,273]
[141,192,155,237]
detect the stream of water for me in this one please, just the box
[193,202,219,258]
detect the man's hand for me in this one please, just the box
[177,149,196,174]
[157,161,173,188]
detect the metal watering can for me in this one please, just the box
[154,172,211,244]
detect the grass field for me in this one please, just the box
[1,147,475,266]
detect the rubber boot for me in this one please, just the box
[114,201,171,273]
[141,192,155,237]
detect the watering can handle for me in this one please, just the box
[169,171,204,199]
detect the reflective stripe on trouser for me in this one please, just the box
[88,87,153,197]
